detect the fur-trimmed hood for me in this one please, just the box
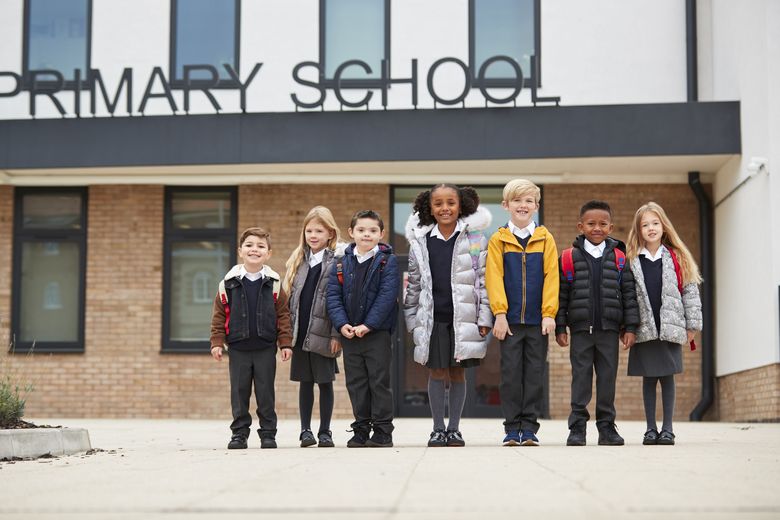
[405,205,492,242]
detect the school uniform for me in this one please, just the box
[326,243,399,436]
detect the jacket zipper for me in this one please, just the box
[520,250,527,324]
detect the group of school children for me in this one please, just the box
[209,179,702,450]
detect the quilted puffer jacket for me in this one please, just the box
[403,206,493,365]
[630,247,702,344]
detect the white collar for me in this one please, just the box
[640,245,666,262]
[239,264,265,281]
[583,239,606,258]
[355,245,379,264]
[430,220,464,241]
[508,220,536,239]
[309,248,326,267]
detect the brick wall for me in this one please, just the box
[543,184,704,423]
[718,364,780,421]
[1,182,775,424]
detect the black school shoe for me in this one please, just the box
[445,430,466,447]
[346,429,370,448]
[365,431,393,448]
[428,429,447,447]
[597,423,625,446]
[657,430,676,445]
[258,430,277,449]
[227,433,248,450]
[299,429,316,448]
[566,425,586,446]
[317,430,335,448]
[643,428,660,445]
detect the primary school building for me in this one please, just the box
[0,0,778,424]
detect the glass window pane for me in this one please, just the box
[22,193,82,229]
[169,241,231,342]
[175,0,236,80]
[27,0,88,81]
[325,0,384,79]
[19,241,80,342]
[171,191,232,229]
[474,0,535,79]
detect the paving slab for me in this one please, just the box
[0,418,778,519]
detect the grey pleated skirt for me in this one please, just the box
[425,321,480,369]
[627,339,683,377]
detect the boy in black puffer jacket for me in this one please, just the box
[555,201,639,446]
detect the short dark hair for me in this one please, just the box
[579,200,612,218]
[350,209,384,231]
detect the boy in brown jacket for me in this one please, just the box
[210,227,292,449]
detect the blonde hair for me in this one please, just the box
[627,202,702,285]
[503,178,540,203]
[283,206,341,292]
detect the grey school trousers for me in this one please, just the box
[342,331,395,435]
[228,347,277,438]
[568,329,620,430]
[500,324,547,433]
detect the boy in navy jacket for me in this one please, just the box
[327,210,399,447]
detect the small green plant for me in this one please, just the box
[0,332,35,429]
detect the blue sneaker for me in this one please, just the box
[521,430,540,446]
[503,430,521,446]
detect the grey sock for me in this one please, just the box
[660,375,676,432]
[428,377,446,431]
[447,381,467,432]
[642,377,658,431]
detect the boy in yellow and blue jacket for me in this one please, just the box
[486,179,559,446]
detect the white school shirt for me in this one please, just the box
[355,245,379,264]
[583,239,606,259]
[508,220,536,239]
[429,220,464,241]
[309,248,326,267]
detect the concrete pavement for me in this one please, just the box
[1,418,779,519]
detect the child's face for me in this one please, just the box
[502,192,539,229]
[577,209,613,245]
[348,217,384,254]
[640,211,663,248]
[238,235,271,272]
[430,187,460,228]
[304,219,334,254]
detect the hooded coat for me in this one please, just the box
[630,247,702,345]
[403,206,493,365]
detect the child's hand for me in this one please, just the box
[556,333,569,347]
[353,324,371,338]
[330,338,342,354]
[687,330,696,344]
[340,324,355,338]
[493,314,512,341]
[280,347,292,361]
[541,317,556,336]
[479,326,491,337]
[621,332,636,350]
[211,346,223,361]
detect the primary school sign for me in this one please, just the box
[0,55,560,117]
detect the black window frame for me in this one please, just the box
[169,0,242,90]
[468,0,541,89]
[22,0,93,91]
[319,0,391,89]
[11,187,88,354]
[161,186,238,353]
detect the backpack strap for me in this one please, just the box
[668,248,684,294]
[613,248,626,284]
[561,248,575,283]
[336,259,344,285]
[272,278,281,303]
[218,279,231,337]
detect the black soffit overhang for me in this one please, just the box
[0,102,740,170]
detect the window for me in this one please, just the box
[12,188,87,353]
[170,0,240,86]
[162,188,236,352]
[469,0,540,88]
[320,0,389,86]
[23,0,91,88]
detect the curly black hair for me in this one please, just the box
[412,184,480,227]
[579,200,612,218]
